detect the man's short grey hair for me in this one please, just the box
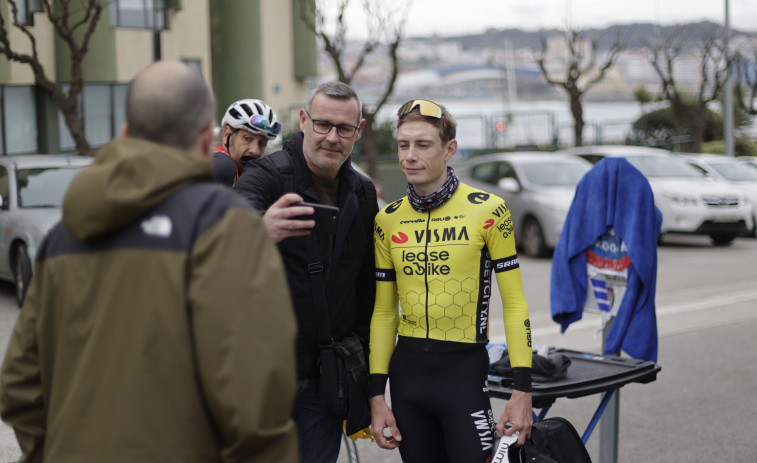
[306,81,362,124]
[126,65,216,150]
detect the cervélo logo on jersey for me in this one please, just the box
[390,226,469,245]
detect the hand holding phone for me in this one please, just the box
[290,202,340,235]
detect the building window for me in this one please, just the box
[83,85,113,147]
[59,84,129,152]
[14,0,42,26]
[110,0,167,30]
[113,85,128,137]
[1,86,38,155]
[181,59,201,75]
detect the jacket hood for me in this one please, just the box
[62,137,213,240]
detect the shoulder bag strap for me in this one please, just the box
[306,232,333,346]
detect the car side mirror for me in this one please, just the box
[497,177,521,193]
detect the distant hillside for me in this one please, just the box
[418,21,757,51]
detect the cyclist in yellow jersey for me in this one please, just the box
[369,100,533,462]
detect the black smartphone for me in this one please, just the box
[291,202,340,235]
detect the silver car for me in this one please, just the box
[0,155,93,307]
[461,152,593,257]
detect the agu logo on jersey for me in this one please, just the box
[483,219,495,229]
[392,232,409,244]
[586,230,631,271]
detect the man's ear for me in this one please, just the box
[299,108,308,133]
[444,139,458,161]
[121,123,129,138]
[200,123,215,158]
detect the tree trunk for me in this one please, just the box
[361,112,378,179]
[59,97,92,156]
[687,104,707,153]
[570,92,585,147]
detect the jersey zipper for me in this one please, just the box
[424,211,431,344]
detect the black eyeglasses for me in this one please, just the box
[305,110,359,139]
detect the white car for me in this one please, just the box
[0,155,93,307]
[560,146,751,245]
[736,157,757,171]
[461,152,594,257]
[678,153,757,235]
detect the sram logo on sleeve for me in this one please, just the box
[492,255,519,273]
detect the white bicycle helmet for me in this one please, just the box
[221,99,281,140]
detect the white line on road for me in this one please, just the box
[490,288,757,343]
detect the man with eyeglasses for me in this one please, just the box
[234,82,379,463]
[213,98,281,186]
[368,99,533,462]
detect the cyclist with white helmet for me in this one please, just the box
[213,98,281,186]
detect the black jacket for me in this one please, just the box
[234,132,378,379]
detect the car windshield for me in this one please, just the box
[709,162,757,181]
[624,155,705,178]
[16,167,82,208]
[519,160,591,186]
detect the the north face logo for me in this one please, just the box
[141,215,172,237]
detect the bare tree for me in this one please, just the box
[0,0,108,156]
[537,29,623,147]
[299,0,411,179]
[733,45,757,117]
[649,27,733,152]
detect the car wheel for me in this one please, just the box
[522,217,549,257]
[710,232,736,246]
[14,244,32,308]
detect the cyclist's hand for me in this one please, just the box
[370,395,402,450]
[498,389,532,446]
[262,193,314,243]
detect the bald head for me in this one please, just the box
[126,61,216,150]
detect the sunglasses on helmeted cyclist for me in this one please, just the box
[397,99,443,118]
[248,115,281,135]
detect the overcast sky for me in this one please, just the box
[332,0,757,38]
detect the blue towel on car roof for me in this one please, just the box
[550,157,662,362]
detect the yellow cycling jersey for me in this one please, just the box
[369,183,533,376]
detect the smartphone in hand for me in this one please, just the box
[291,202,340,235]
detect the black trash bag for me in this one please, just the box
[509,417,592,463]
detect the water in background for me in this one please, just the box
[377,98,757,154]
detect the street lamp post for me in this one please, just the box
[724,0,735,156]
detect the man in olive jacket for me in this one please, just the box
[0,61,298,463]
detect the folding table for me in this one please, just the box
[487,347,661,444]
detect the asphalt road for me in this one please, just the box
[0,235,756,462]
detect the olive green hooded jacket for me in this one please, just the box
[0,138,298,462]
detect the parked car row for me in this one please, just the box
[3,149,753,303]
[459,146,756,257]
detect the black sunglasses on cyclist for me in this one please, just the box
[397,99,443,118]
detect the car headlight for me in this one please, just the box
[662,192,698,205]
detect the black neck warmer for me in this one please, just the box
[407,166,460,212]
